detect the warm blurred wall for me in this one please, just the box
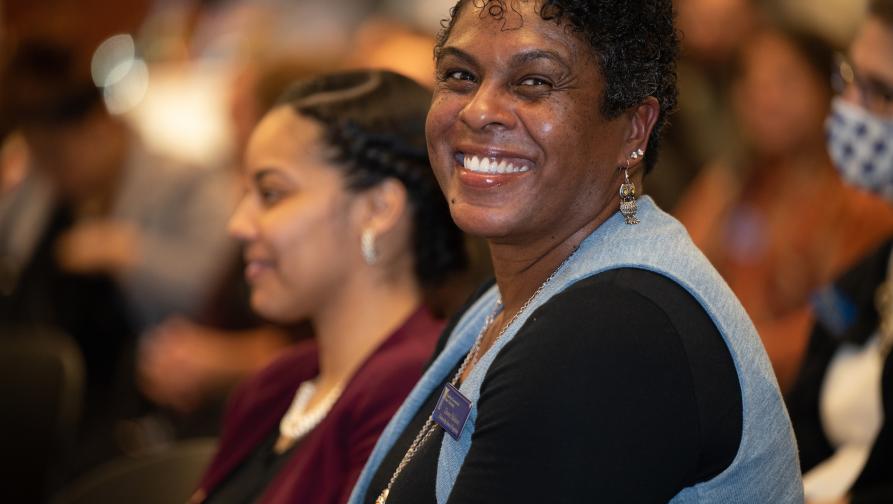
[1,0,151,77]
[772,0,869,46]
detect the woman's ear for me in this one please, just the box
[617,96,660,170]
[356,178,409,238]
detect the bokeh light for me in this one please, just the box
[91,34,150,114]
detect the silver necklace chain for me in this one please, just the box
[375,248,577,504]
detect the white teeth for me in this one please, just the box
[462,154,530,174]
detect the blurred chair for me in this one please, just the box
[0,326,85,503]
[53,437,217,504]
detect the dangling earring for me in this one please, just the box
[361,229,378,265]
[619,156,640,225]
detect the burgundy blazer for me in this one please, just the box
[191,307,443,503]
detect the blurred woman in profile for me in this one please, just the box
[675,24,893,388]
[190,69,467,504]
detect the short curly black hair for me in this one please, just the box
[277,70,468,287]
[435,0,679,173]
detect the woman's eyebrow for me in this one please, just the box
[435,46,477,66]
[253,168,281,185]
[509,49,571,71]
[436,46,571,73]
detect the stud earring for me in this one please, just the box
[619,160,639,225]
[361,229,378,265]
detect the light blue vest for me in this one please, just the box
[349,197,804,503]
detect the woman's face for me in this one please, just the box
[734,32,830,157]
[426,2,629,245]
[229,107,360,322]
[847,17,893,117]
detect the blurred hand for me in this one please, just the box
[138,317,228,413]
[56,219,140,274]
[0,132,31,196]
[138,317,291,413]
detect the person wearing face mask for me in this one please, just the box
[786,1,893,503]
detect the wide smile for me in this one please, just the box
[452,150,534,189]
[457,152,532,174]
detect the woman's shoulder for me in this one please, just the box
[254,339,319,386]
[470,268,742,488]
[532,267,716,344]
[360,307,444,373]
[207,340,320,483]
[228,339,319,413]
[492,267,741,425]
[344,308,444,411]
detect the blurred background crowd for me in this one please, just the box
[1,0,892,502]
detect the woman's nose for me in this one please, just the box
[227,195,258,242]
[458,82,516,132]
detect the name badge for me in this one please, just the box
[432,383,472,440]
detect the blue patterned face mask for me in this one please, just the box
[826,97,893,201]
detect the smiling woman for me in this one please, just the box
[190,70,468,504]
[347,1,804,503]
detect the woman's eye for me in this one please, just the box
[258,187,284,206]
[441,69,476,83]
[518,76,551,87]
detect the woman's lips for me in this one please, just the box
[244,259,272,282]
[453,152,533,188]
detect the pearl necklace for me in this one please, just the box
[279,378,344,443]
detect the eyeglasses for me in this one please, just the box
[832,52,893,118]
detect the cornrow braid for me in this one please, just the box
[278,70,468,287]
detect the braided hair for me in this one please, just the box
[277,70,468,287]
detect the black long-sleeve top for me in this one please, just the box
[363,268,743,504]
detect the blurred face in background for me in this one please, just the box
[824,12,893,200]
[675,0,756,65]
[845,16,893,117]
[734,31,831,159]
[22,109,126,203]
[347,20,436,88]
[229,106,362,322]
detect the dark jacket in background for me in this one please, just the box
[787,240,893,504]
